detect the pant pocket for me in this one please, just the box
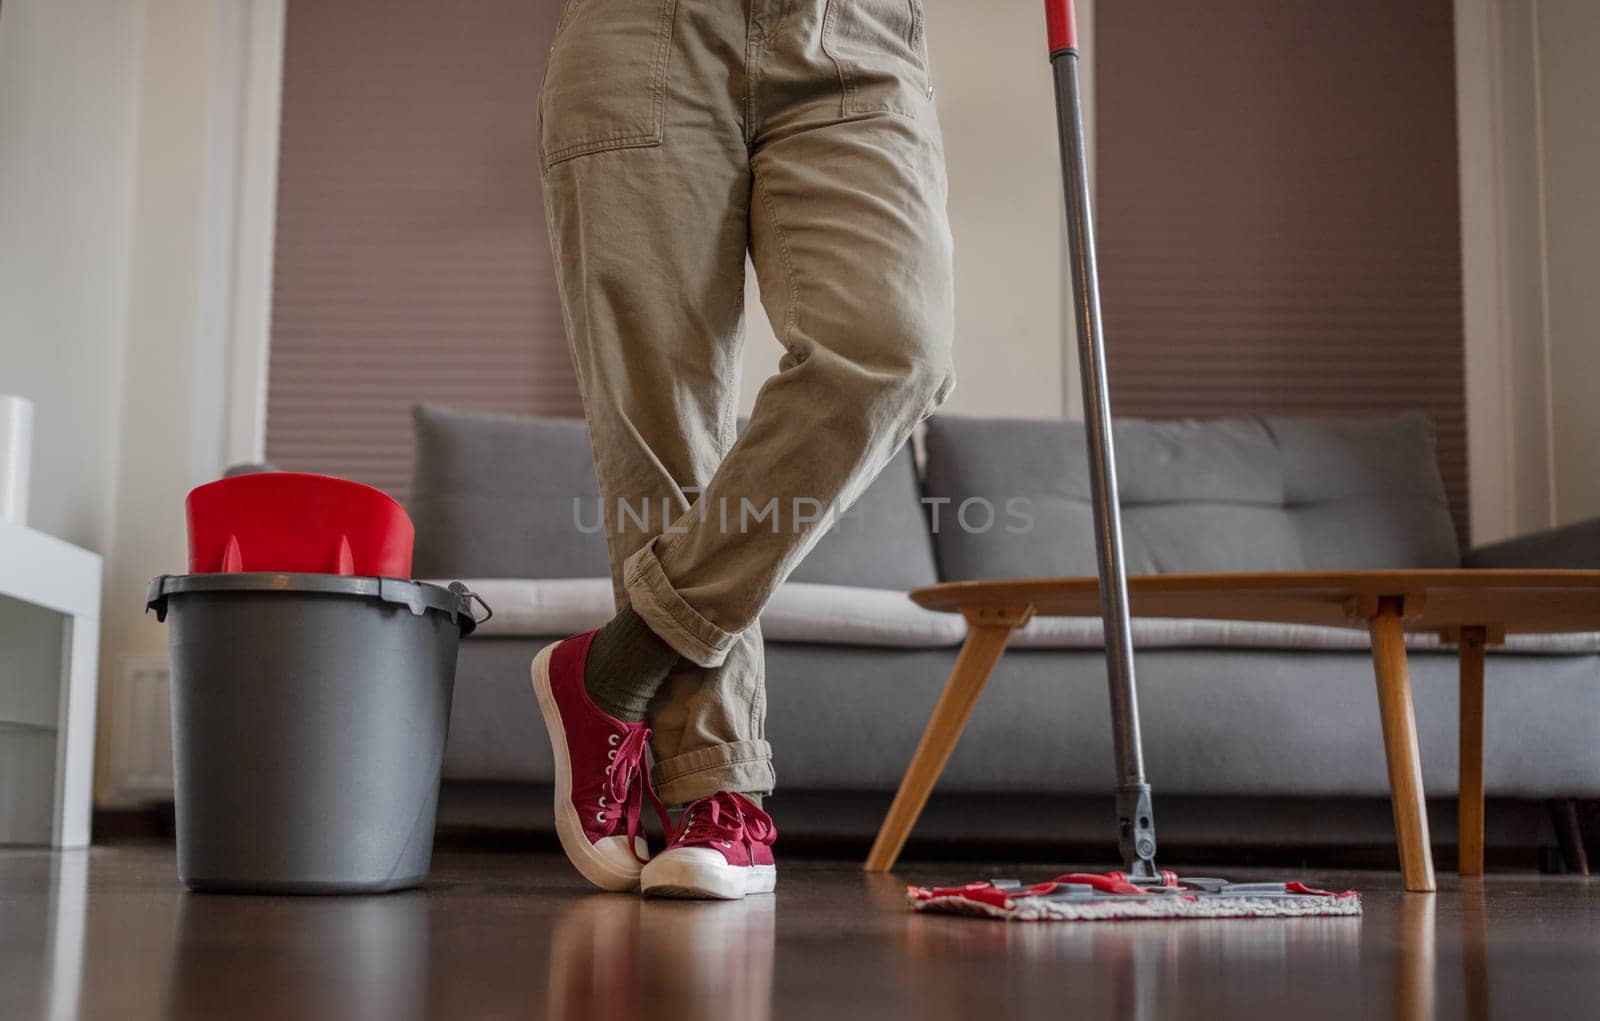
[540,0,679,168]
[821,0,930,117]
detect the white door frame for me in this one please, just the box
[192,0,284,479]
[1455,0,1554,545]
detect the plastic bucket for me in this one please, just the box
[146,573,486,894]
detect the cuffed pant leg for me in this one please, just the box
[539,0,771,797]
[645,624,772,807]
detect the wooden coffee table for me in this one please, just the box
[863,569,1600,892]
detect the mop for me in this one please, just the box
[908,0,1359,922]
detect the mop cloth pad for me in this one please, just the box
[908,870,1360,921]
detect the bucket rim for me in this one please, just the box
[146,573,483,635]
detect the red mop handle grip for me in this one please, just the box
[1045,0,1078,53]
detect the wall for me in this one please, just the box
[738,0,1072,420]
[0,0,146,552]
[1456,0,1552,544]
[1536,0,1600,525]
[0,0,261,804]
[1458,0,1600,539]
[96,0,228,801]
[1096,0,1469,540]
[264,0,575,501]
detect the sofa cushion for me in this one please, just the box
[924,415,1304,578]
[924,413,1459,580]
[413,403,936,590]
[784,441,940,590]
[449,576,1600,655]
[457,578,965,646]
[1010,617,1600,655]
[410,404,611,579]
[1268,414,1461,569]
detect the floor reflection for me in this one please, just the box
[40,851,88,1021]
[4,847,1566,1021]
[1460,882,1490,1021]
[166,890,433,1020]
[547,894,777,1021]
[1393,893,1436,1021]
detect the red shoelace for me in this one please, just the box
[669,791,775,854]
[604,727,669,864]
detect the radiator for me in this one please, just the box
[109,656,174,802]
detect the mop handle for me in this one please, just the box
[1043,0,1159,880]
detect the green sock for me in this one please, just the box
[583,604,678,722]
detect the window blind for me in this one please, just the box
[1095,0,1469,542]
[266,0,578,503]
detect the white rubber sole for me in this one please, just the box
[641,848,777,900]
[531,643,645,892]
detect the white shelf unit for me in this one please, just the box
[0,520,102,847]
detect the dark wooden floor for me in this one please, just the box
[3,843,1597,1020]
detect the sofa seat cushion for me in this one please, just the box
[456,578,966,648]
[446,578,1600,655]
[1012,617,1600,655]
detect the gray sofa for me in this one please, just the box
[414,404,1600,854]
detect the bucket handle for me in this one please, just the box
[379,578,491,635]
[448,582,494,629]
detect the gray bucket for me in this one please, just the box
[146,573,487,894]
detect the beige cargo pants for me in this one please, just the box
[539,0,954,806]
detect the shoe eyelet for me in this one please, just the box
[596,812,606,824]
[721,841,732,848]
[604,765,613,775]
[607,734,619,746]
[598,796,607,807]
[607,750,616,761]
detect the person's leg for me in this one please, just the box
[535,0,771,890]
[638,0,952,899]
[621,0,955,670]
[538,0,951,896]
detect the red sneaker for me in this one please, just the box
[531,632,666,891]
[641,791,777,899]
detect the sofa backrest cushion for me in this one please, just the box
[1267,414,1462,570]
[411,404,937,589]
[923,413,1459,580]
[785,441,940,590]
[411,404,610,579]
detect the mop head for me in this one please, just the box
[908,870,1360,922]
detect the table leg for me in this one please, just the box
[1458,626,1487,877]
[1368,598,1437,892]
[865,607,1029,872]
